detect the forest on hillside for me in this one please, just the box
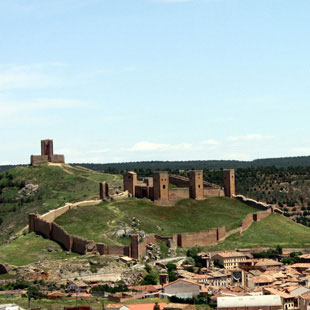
[71,155,310,172]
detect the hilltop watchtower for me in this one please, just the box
[153,171,169,201]
[189,170,204,200]
[41,139,53,161]
[30,139,65,166]
[223,169,235,197]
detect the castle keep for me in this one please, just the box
[31,139,65,166]
[123,169,234,204]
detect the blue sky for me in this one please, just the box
[1,0,310,164]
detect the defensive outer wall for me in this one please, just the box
[28,196,273,259]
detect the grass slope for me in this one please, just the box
[207,213,310,250]
[0,164,122,243]
[0,233,78,266]
[55,197,256,245]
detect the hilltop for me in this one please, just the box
[0,163,122,244]
[54,197,256,245]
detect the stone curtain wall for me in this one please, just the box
[169,174,222,190]
[50,222,72,251]
[203,188,225,197]
[169,188,190,200]
[29,195,273,259]
[132,208,274,258]
[40,200,102,223]
[234,195,271,210]
[30,213,130,256]
[241,214,254,231]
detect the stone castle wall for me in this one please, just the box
[168,188,190,200]
[29,195,274,259]
[30,213,130,256]
[50,222,72,251]
[203,188,225,197]
[234,195,271,210]
[241,214,254,231]
[177,228,219,247]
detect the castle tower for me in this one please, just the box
[41,139,54,161]
[99,182,109,200]
[189,170,204,200]
[123,171,137,197]
[223,169,235,197]
[153,171,169,201]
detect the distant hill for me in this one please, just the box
[71,156,310,172]
[2,155,310,173]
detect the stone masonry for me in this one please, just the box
[31,139,65,166]
[223,169,235,197]
[189,170,204,200]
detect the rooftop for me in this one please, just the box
[217,295,282,308]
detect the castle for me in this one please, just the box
[31,139,65,166]
[124,169,235,204]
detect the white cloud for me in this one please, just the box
[200,139,220,145]
[222,153,251,161]
[0,161,12,165]
[0,62,65,90]
[292,147,310,155]
[129,141,170,151]
[0,98,84,119]
[89,148,111,154]
[128,141,194,152]
[227,134,273,142]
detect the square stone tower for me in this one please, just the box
[123,171,137,197]
[223,169,235,197]
[189,170,204,200]
[41,139,54,161]
[153,171,169,201]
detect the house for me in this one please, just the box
[299,294,310,310]
[291,264,310,273]
[108,292,136,303]
[263,288,294,310]
[300,254,310,263]
[163,304,195,310]
[217,295,283,310]
[163,279,200,298]
[255,259,283,271]
[67,281,89,293]
[200,271,231,287]
[105,305,129,310]
[212,252,247,269]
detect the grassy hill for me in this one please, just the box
[206,213,310,251]
[0,164,122,243]
[0,233,78,266]
[54,197,256,245]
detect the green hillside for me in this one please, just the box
[207,213,310,250]
[54,197,256,245]
[0,233,78,266]
[0,164,122,243]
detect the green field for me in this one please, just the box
[0,164,122,243]
[206,213,310,250]
[55,197,256,245]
